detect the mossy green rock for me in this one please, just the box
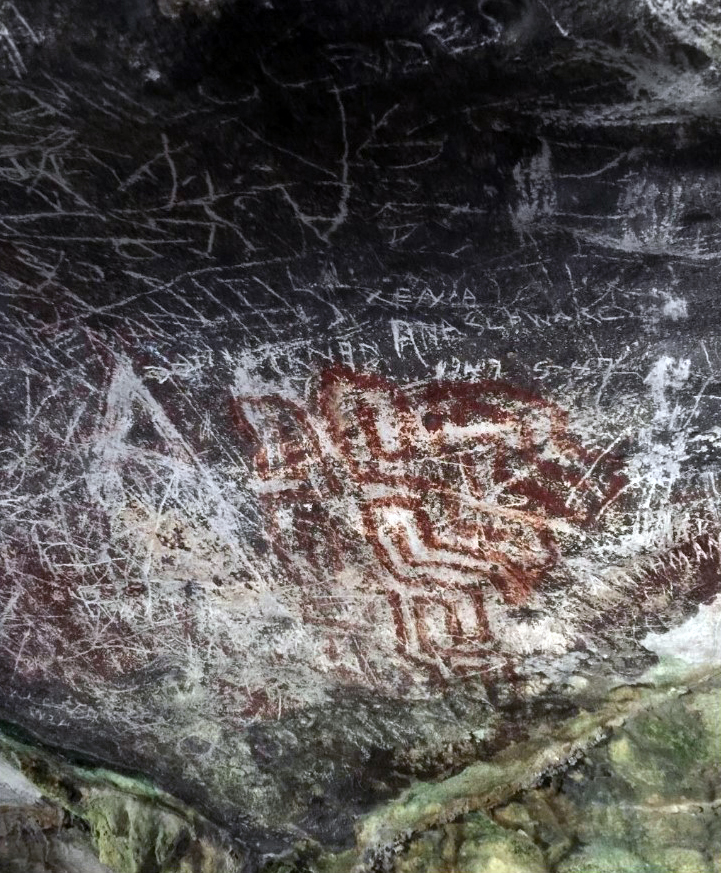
[395,812,546,873]
[607,701,708,799]
[393,674,721,873]
[0,731,243,873]
[2,672,719,873]
[85,792,186,873]
[83,790,242,873]
[653,848,712,873]
[556,843,652,873]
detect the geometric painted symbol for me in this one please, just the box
[231,366,627,677]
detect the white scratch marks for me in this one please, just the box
[162,133,178,211]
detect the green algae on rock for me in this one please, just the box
[3,668,718,873]
[395,812,547,873]
[481,674,721,873]
[0,731,244,873]
[357,670,721,873]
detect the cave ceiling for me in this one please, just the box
[0,0,720,869]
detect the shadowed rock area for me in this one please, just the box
[0,0,720,869]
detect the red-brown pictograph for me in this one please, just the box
[230,366,627,678]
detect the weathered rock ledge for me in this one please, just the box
[2,662,719,872]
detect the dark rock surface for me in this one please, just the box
[0,0,720,869]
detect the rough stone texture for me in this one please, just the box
[0,0,720,869]
[1,670,718,871]
[0,800,114,873]
[0,736,243,872]
[389,672,721,873]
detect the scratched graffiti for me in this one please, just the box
[230,366,627,678]
[3,4,721,841]
[4,338,719,722]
